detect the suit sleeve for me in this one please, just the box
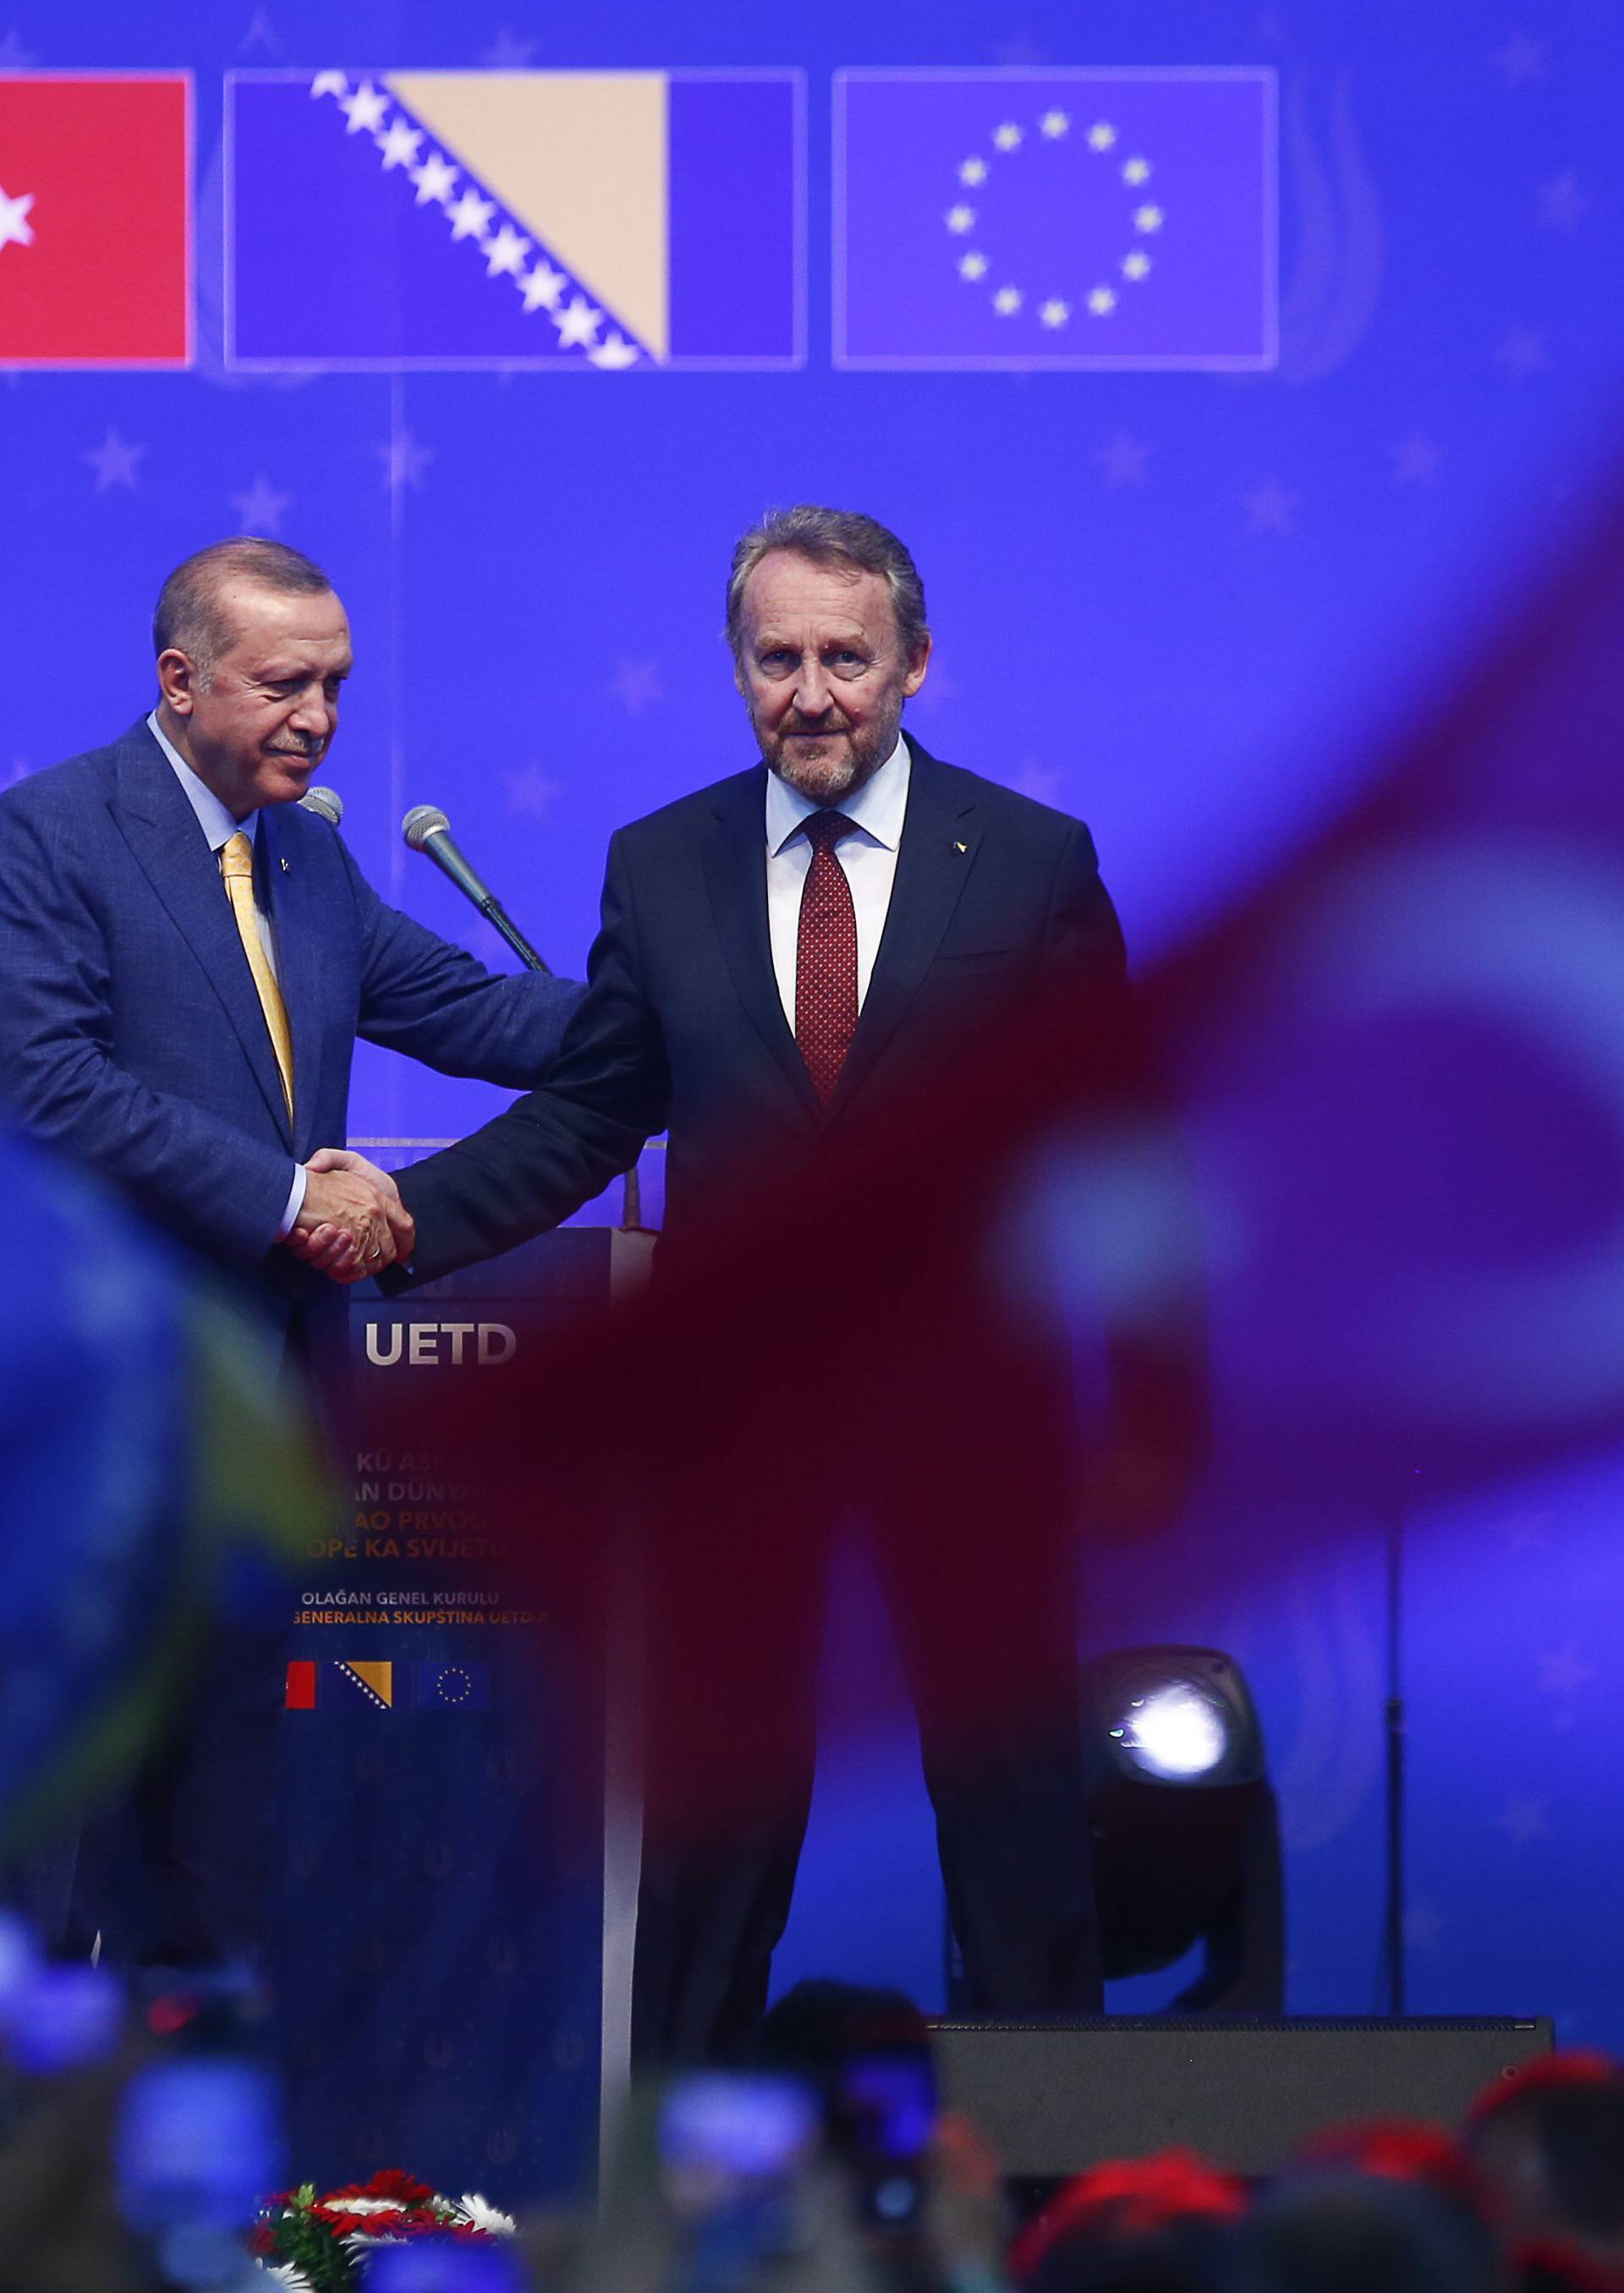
[342,843,584,1083]
[388,832,668,1281]
[0,795,295,1262]
[1041,821,1129,988]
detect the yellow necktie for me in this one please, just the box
[220,831,294,1122]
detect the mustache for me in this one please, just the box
[781,715,853,738]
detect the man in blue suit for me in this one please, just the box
[0,535,580,1966]
[0,535,579,1324]
[311,507,1129,2059]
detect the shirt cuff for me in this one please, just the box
[276,1161,308,1241]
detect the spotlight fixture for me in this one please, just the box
[1084,1644,1283,2010]
[945,1645,1283,2016]
[1111,1680,1232,1782]
[1096,1648,1265,1790]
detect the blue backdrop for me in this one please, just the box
[5,0,1624,2096]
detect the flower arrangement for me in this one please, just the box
[250,2169,517,2290]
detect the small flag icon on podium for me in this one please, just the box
[335,1660,398,1709]
[418,1660,490,1709]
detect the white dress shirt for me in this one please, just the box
[147,711,305,1235]
[765,732,909,1031]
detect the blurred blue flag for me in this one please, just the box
[835,69,1276,370]
[228,69,802,370]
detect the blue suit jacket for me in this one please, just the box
[0,720,582,1316]
[392,738,1127,1281]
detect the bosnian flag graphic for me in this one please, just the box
[227,69,802,370]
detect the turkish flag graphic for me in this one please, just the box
[283,1660,318,1711]
[0,74,190,364]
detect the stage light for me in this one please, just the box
[949,1646,1283,2016]
[1111,1681,1232,1782]
[1093,1647,1265,1791]
[1084,1645,1283,2010]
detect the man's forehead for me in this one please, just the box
[742,552,893,636]
[217,579,351,662]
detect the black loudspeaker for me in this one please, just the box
[928,2016,1553,2179]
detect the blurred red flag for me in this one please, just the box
[372,457,1624,1817]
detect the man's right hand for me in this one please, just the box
[287,1151,414,1282]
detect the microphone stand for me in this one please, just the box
[1380,1485,1409,2015]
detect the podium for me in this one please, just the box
[275,1222,651,2206]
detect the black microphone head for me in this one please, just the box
[299,784,343,826]
[403,804,450,851]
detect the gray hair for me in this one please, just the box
[725,506,930,665]
[153,537,334,682]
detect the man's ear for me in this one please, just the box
[902,632,933,699]
[156,646,202,718]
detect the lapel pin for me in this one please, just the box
[953,839,968,853]
[280,856,290,874]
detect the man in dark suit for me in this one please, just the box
[310,506,1127,2057]
[0,535,581,1965]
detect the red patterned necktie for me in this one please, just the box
[795,809,859,1106]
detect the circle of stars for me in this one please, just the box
[945,107,1162,330]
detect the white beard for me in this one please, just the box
[764,707,903,803]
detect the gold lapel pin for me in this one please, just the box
[953,840,968,853]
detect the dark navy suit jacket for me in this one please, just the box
[0,720,581,1322]
[392,738,1126,1281]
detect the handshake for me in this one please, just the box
[282,1148,415,1283]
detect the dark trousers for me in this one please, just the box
[56,1618,288,1967]
[629,1337,1102,2064]
[50,1308,317,1972]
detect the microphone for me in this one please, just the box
[402,804,551,974]
[299,785,343,826]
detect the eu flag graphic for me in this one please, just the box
[835,70,1275,370]
[417,1660,490,1710]
[228,70,802,370]
[0,74,190,366]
